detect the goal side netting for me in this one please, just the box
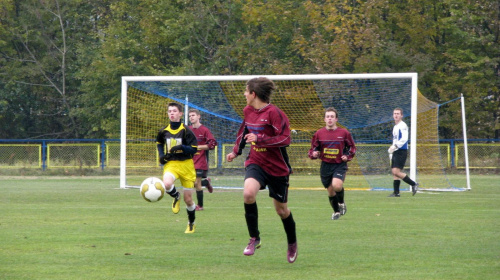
[120,74,467,192]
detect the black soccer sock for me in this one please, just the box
[337,187,345,204]
[167,186,179,198]
[402,175,416,186]
[196,190,204,207]
[329,195,340,212]
[244,202,260,239]
[393,180,401,194]
[187,208,196,224]
[201,179,208,187]
[281,212,297,244]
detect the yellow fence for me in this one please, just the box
[0,141,498,170]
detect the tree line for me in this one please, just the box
[0,0,498,140]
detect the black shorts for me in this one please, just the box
[195,169,208,178]
[391,149,408,169]
[320,161,347,188]
[244,164,289,203]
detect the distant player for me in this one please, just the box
[226,77,298,263]
[156,102,198,233]
[188,108,217,211]
[387,108,418,197]
[308,107,356,220]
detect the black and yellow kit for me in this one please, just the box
[156,123,198,161]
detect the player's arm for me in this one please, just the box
[198,130,217,151]
[255,109,291,147]
[394,125,409,148]
[156,129,168,164]
[170,128,198,156]
[343,131,356,161]
[389,125,408,153]
[231,122,249,156]
[308,132,321,159]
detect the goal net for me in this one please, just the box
[120,74,467,192]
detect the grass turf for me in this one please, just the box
[0,175,498,279]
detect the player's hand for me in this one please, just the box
[170,145,183,154]
[341,155,348,162]
[226,152,236,162]
[244,133,257,143]
[388,145,397,154]
[160,154,172,165]
[207,139,217,150]
[312,151,320,158]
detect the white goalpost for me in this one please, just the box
[119,73,466,192]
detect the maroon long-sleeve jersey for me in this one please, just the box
[189,124,216,171]
[308,127,356,163]
[232,104,292,177]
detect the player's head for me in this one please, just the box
[393,108,403,123]
[167,102,183,122]
[188,108,201,125]
[324,107,338,128]
[245,77,275,104]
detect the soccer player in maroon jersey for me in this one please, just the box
[226,77,298,263]
[188,108,217,210]
[308,107,356,220]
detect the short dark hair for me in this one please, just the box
[168,102,183,112]
[394,107,403,115]
[246,77,275,103]
[325,107,338,118]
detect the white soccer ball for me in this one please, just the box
[140,177,165,202]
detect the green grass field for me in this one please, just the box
[1,175,499,280]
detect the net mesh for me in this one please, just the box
[123,76,462,190]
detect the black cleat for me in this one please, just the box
[388,193,400,197]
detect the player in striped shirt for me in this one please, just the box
[308,107,356,220]
[226,77,297,263]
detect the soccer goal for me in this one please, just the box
[120,74,469,192]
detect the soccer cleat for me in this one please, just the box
[185,223,195,234]
[388,193,400,197]
[195,205,204,211]
[331,212,341,220]
[243,237,261,256]
[206,177,213,193]
[287,242,298,263]
[412,183,419,196]
[172,193,181,214]
[339,203,347,216]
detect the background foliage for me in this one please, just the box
[0,0,498,139]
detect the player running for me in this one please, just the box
[226,77,298,263]
[156,102,199,233]
[308,107,356,220]
[188,108,217,210]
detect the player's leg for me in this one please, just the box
[390,150,407,197]
[331,164,347,215]
[162,167,181,213]
[321,162,340,219]
[391,167,418,196]
[194,170,204,210]
[243,164,264,256]
[270,177,298,264]
[332,178,347,215]
[179,161,197,233]
[183,188,196,233]
[201,175,213,193]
